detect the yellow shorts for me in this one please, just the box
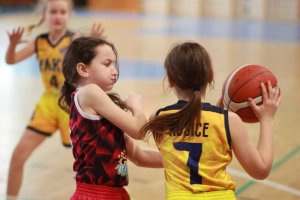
[27,91,71,147]
[167,190,236,200]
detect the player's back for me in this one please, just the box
[156,100,236,199]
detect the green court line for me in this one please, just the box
[235,145,300,196]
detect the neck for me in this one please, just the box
[49,29,66,43]
[173,86,193,101]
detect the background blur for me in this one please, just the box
[0,0,300,200]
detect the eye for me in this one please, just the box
[60,9,67,15]
[103,60,113,67]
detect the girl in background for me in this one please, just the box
[140,42,281,200]
[59,36,162,200]
[5,0,104,199]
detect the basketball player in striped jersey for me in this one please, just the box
[140,42,281,200]
[5,0,104,199]
[59,37,163,200]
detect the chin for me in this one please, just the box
[52,26,64,32]
[102,86,112,92]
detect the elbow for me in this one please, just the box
[5,58,15,65]
[135,132,144,140]
[129,157,145,167]
[254,171,270,180]
[130,134,143,140]
[131,159,143,167]
[128,131,144,140]
[249,168,271,180]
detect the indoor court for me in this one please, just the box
[0,0,299,199]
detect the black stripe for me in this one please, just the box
[27,126,72,147]
[156,101,226,115]
[63,143,72,148]
[26,126,52,136]
[201,103,224,113]
[224,110,232,148]
[156,100,187,116]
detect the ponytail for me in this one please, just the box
[140,91,202,143]
[58,81,76,113]
[141,42,214,143]
[27,17,44,34]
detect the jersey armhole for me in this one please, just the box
[74,92,102,120]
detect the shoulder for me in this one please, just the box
[227,111,245,138]
[34,33,48,48]
[66,30,75,36]
[78,84,105,98]
[149,109,159,119]
[76,84,108,114]
[228,111,242,123]
[77,84,111,107]
[155,101,185,116]
[35,32,48,40]
[70,32,82,41]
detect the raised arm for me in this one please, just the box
[230,81,281,179]
[78,84,146,140]
[89,23,105,39]
[6,27,35,64]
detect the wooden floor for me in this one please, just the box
[0,5,300,200]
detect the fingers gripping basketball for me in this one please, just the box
[218,64,277,123]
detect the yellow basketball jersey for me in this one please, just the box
[35,31,73,94]
[156,100,236,198]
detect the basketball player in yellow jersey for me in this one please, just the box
[140,42,281,200]
[5,1,104,199]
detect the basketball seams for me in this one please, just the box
[231,70,271,103]
[223,65,271,107]
[222,64,277,123]
[228,95,262,112]
[223,65,249,110]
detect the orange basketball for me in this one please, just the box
[218,64,277,123]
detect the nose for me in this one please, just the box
[112,67,118,77]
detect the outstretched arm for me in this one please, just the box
[125,134,163,168]
[6,27,35,64]
[78,84,146,139]
[230,81,281,179]
[72,23,106,40]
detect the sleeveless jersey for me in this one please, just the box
[156,100,236,195]
[35,31,73,94]
[69,90,128,187]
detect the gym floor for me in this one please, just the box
[0,1,299,199]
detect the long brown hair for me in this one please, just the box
[140,42,214,143]
[58,37,126,113]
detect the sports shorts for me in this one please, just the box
[70,182,130,200]
[27,91,70,146]
[167,189,236,200]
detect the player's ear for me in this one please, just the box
[76,63,89,77]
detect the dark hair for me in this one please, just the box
[58,36,126,112]
[140,42,214,142]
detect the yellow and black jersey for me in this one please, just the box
[35,31,73,94]
[156,100,236,196]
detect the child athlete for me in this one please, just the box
[140,41,281,200]
[58,36,163,200]
[5,0,104,199]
